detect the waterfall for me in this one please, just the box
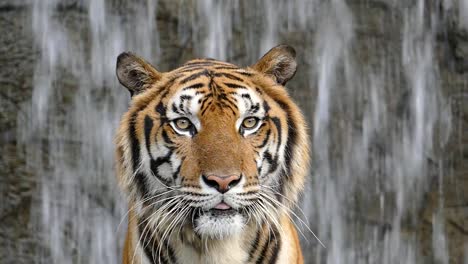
[21,0,454,263]
[24,0,158,262]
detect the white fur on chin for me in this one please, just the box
[194,212,245,239]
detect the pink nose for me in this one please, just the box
[202,174,242,193]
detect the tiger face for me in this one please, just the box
[115,45,309,241]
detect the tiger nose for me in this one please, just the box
[202,174,242,193]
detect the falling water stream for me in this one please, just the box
[21,0,457,263]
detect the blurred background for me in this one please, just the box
[0,0,467,263]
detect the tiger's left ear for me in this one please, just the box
[116,52,162,96]
[251,45,297,85]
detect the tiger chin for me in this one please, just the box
[115,45,310,264]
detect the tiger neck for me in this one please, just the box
[175,226,254,264]
[128,210,282,264]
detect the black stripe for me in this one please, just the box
[267,227,281,264]
[217,102,237,116]
[156,102,167,117]
[256,229,269,264]
[172,164,181,180]
[150,149,174,186]
[144,116,154,159]
[213,66,240,70]
[236,71,253,76]
[179,70,210,84]
[247,229,262,262]
[271,100,297,201]
[177,66,206,73]
[256,129,271,148]
[214,72,243,81]
[152,76,178,121]
[180,95,192,100]
[151,149,173,169]
[263,101,270,113]
[129,112,150,198]
[172,103,182,115]
[270,117,282,152]
[268,238,280,264]
[241,93,254,109]
[179,95,192,115]
[182,83,205,90]
[218,93,238,110]
[277,101,296,179]
[158,75,179,98]
[162,129,175,145]
[208,75,218,93]
[256,225,281,264]
[250,103,260,114]
[284,120,297,176]
[130,115,141,172]
[263,151,278,174]
[200,102,213,116]
[177,64,212,73]
[199,96,213,116]
[223,82,248,89]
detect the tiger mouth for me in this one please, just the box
[200,202,240,217]
[209,208,238,216]
[214,201,231,210]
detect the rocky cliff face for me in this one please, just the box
[0,0,467,263]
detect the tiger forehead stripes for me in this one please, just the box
[115,45,310,264]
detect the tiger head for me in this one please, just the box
[115,45,309,240]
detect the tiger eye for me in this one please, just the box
[242,117,258,129]
[175,118,191,130]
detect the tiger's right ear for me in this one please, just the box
[251,45,297,86]
[116,52,162,96]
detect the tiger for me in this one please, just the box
[115,45,310,264]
